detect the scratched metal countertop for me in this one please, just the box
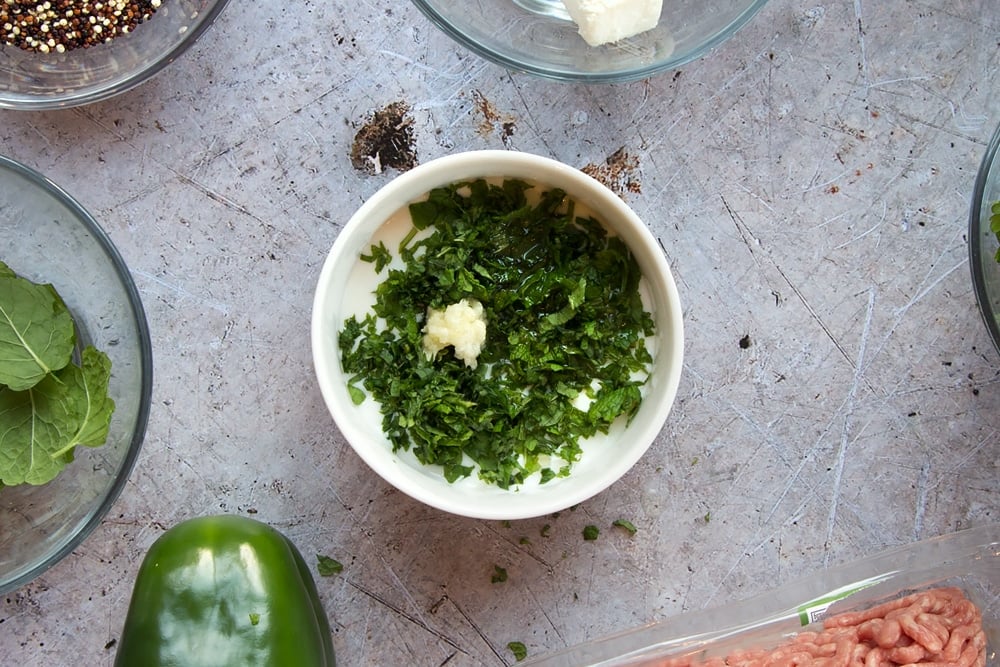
[1,1,998,665]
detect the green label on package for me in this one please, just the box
[796,580,883,626]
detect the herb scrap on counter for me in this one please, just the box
[582,525,600,541]
[316,553,344,577]
[612,518,638,535]
[491,565,509,584]
[508,641,528,662]
[0,260,115,488]
[338,178,655,488]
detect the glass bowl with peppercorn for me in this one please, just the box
[0,0,229,110]
[969,121,1000,355]
[410,0,770,83]
[0,155,153,594]
[311,150,684,520]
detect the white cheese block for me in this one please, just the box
[561,0,663,47]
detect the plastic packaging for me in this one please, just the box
[525,524,998,666]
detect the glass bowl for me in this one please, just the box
[0,155,153,594]
[0,0,230,110]
[969,121,1000,355]
[312,151,684,520]
[409,0,770,83]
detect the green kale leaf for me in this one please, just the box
[0,269,76,391]
[0,345,115,486]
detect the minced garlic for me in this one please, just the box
[422,298,487,369]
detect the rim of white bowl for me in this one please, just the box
[311,150,683,519]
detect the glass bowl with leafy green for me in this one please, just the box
[311,150,684,520]
[0,155,153,594]
[969,121,1000,355]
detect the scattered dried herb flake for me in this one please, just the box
[350,101,417,175]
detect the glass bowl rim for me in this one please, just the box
[967,121,1000,356]
[0,154,154,594]
[409,0,771,83]
[0,0,232,111]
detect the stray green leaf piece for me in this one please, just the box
[491,564,508,583]
[704,511,712,523]
[612,519,638,535]
[518,536,531,545]
[540,523,551,538]
[508,641,528,662]
[0,266,76,391]
[249,612,261,626]
[583,525,599,541]
[316,554,343,577]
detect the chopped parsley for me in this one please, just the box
[612,518,638,535]
[508,641,528,661]
[491,565,508,583]
[338,178,655,488]
[583,525,600,541]
[316,554,343,577]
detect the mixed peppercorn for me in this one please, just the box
[2,0,162,53]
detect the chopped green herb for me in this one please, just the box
[508,641,528,661]
[583,525,600,541]
[540,523,552,538]
[316,554,343,577]
[491,564,508,583]
[613,518,638,535]
[0,261,115,487]
[518,536,531,545]
[249,612,261,626]
[359,240,393,273]
[338,179,655,488]
[703,511,712,523]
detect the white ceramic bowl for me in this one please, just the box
[311,151,683,519]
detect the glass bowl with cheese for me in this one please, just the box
[311,150,684,520]
[409,0,770,83]
[0,0,230,110]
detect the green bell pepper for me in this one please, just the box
[114,514,335,667]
